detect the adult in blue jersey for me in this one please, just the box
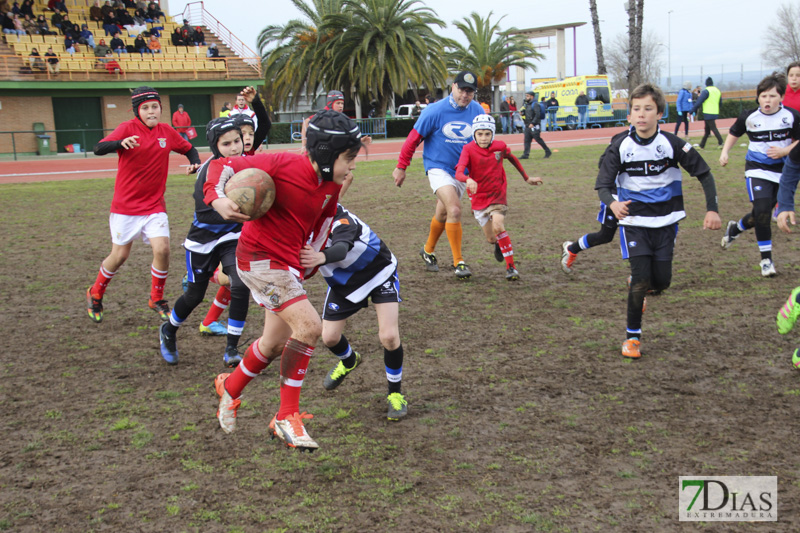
[392,70,485,280]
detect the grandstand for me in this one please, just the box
[0,0,262,154]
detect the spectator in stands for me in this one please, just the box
[171,26,185,46]
[90,0,103,22]
[3,12,24,38]
[207,42,223,61]
[36,15,55,35]
[28,47,43,70]
[20,0,32,18]
[57,12,72,34]
[115,4,133,27]
[180,18,191,35]
[22,13,36,34]
[146,2,163,22]
[110,34,127,55]
[10,1,18,15]
[46,0,57,10]
[79,23,95,48]
[64,34,76,54]
[66,22,81,41]
[45,46,59,74]
[219,101,232,117]
[53,0,67,13]
[105,53,122,73]
[136,0,146,10]
[103,10,120,36]
[133,33,147,54]
[100,0,113,19]
[124,8,147,36]
[148,34,161,54]
[171,104,192,141]
[192,26,205,46]
[94,38,111,63]
[122,0,135,8]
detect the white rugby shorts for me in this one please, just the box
[109,212,169,245]
[427,168,466,198]
[472,204,508,227]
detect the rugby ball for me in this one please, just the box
[223,168,275,220]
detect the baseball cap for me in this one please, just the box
[454,71,478,91]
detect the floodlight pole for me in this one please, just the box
[667,10,673,90]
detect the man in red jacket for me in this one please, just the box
[171,103,192,141]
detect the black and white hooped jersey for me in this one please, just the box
[728,105,800,183]
[183,157,242,254]
[595,127,710,228]
[319,205,398,303]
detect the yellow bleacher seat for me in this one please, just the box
[14,43,31,54]
[213,60,225,71]
[44,35,58,45]
[31,35,44,44]
[18,35,32,44]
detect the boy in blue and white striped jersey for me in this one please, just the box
[720,73,800,277]
[595,83,722,359]
[299,204,408,421]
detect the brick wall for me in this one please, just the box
[0,96,55,154]
[100,95,173,131]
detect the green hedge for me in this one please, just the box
[666,98,756,123]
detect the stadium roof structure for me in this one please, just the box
[509,22,587,80]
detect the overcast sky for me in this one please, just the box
[170,0,774,85]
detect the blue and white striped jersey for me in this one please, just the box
[595,127,711,228]
[728,105,800,183]
[319,205,398,303]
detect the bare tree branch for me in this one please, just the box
[762,3,800,67]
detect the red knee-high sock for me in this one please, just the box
[150,265,168,302]
[91,263,116,298]
[497,231,515,268]
[224,339,272,399]
[202,286,230,326]
[277,338,314,420]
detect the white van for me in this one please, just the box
[395,103,427,118]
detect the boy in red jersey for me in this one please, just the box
[86,86,201,324]
[455,114,542,280]
[208,111,362,451]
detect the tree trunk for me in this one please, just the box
[626,1,641,94]
[589,0,607,75]
[634,0,644,86]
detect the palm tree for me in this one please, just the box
[257,0,344,108]
[319,0,452,115]
[447,12,542,105]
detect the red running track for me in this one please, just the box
[0,119,734,185]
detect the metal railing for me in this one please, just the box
[177,1,260,72]
[0,53,263,81]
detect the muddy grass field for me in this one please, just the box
[1,141,799,532]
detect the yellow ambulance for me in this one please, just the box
[532,75,616,129]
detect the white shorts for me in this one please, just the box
[237,261,307,312]
[109,212,170,245]
[473,204,508,227]
[427,168,466,198]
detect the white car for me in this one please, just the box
[395,103,427,117]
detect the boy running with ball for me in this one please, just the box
[455,114,542,280]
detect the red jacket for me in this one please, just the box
[171,110,192,133]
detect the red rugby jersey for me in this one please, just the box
[784,85,800,113]
[455,140,528,211]
[102,119,193,215]
[205,152,340,277]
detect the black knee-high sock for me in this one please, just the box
[384,344,404,394]
[329,334,358,368]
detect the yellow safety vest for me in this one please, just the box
[702,86,721,115]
